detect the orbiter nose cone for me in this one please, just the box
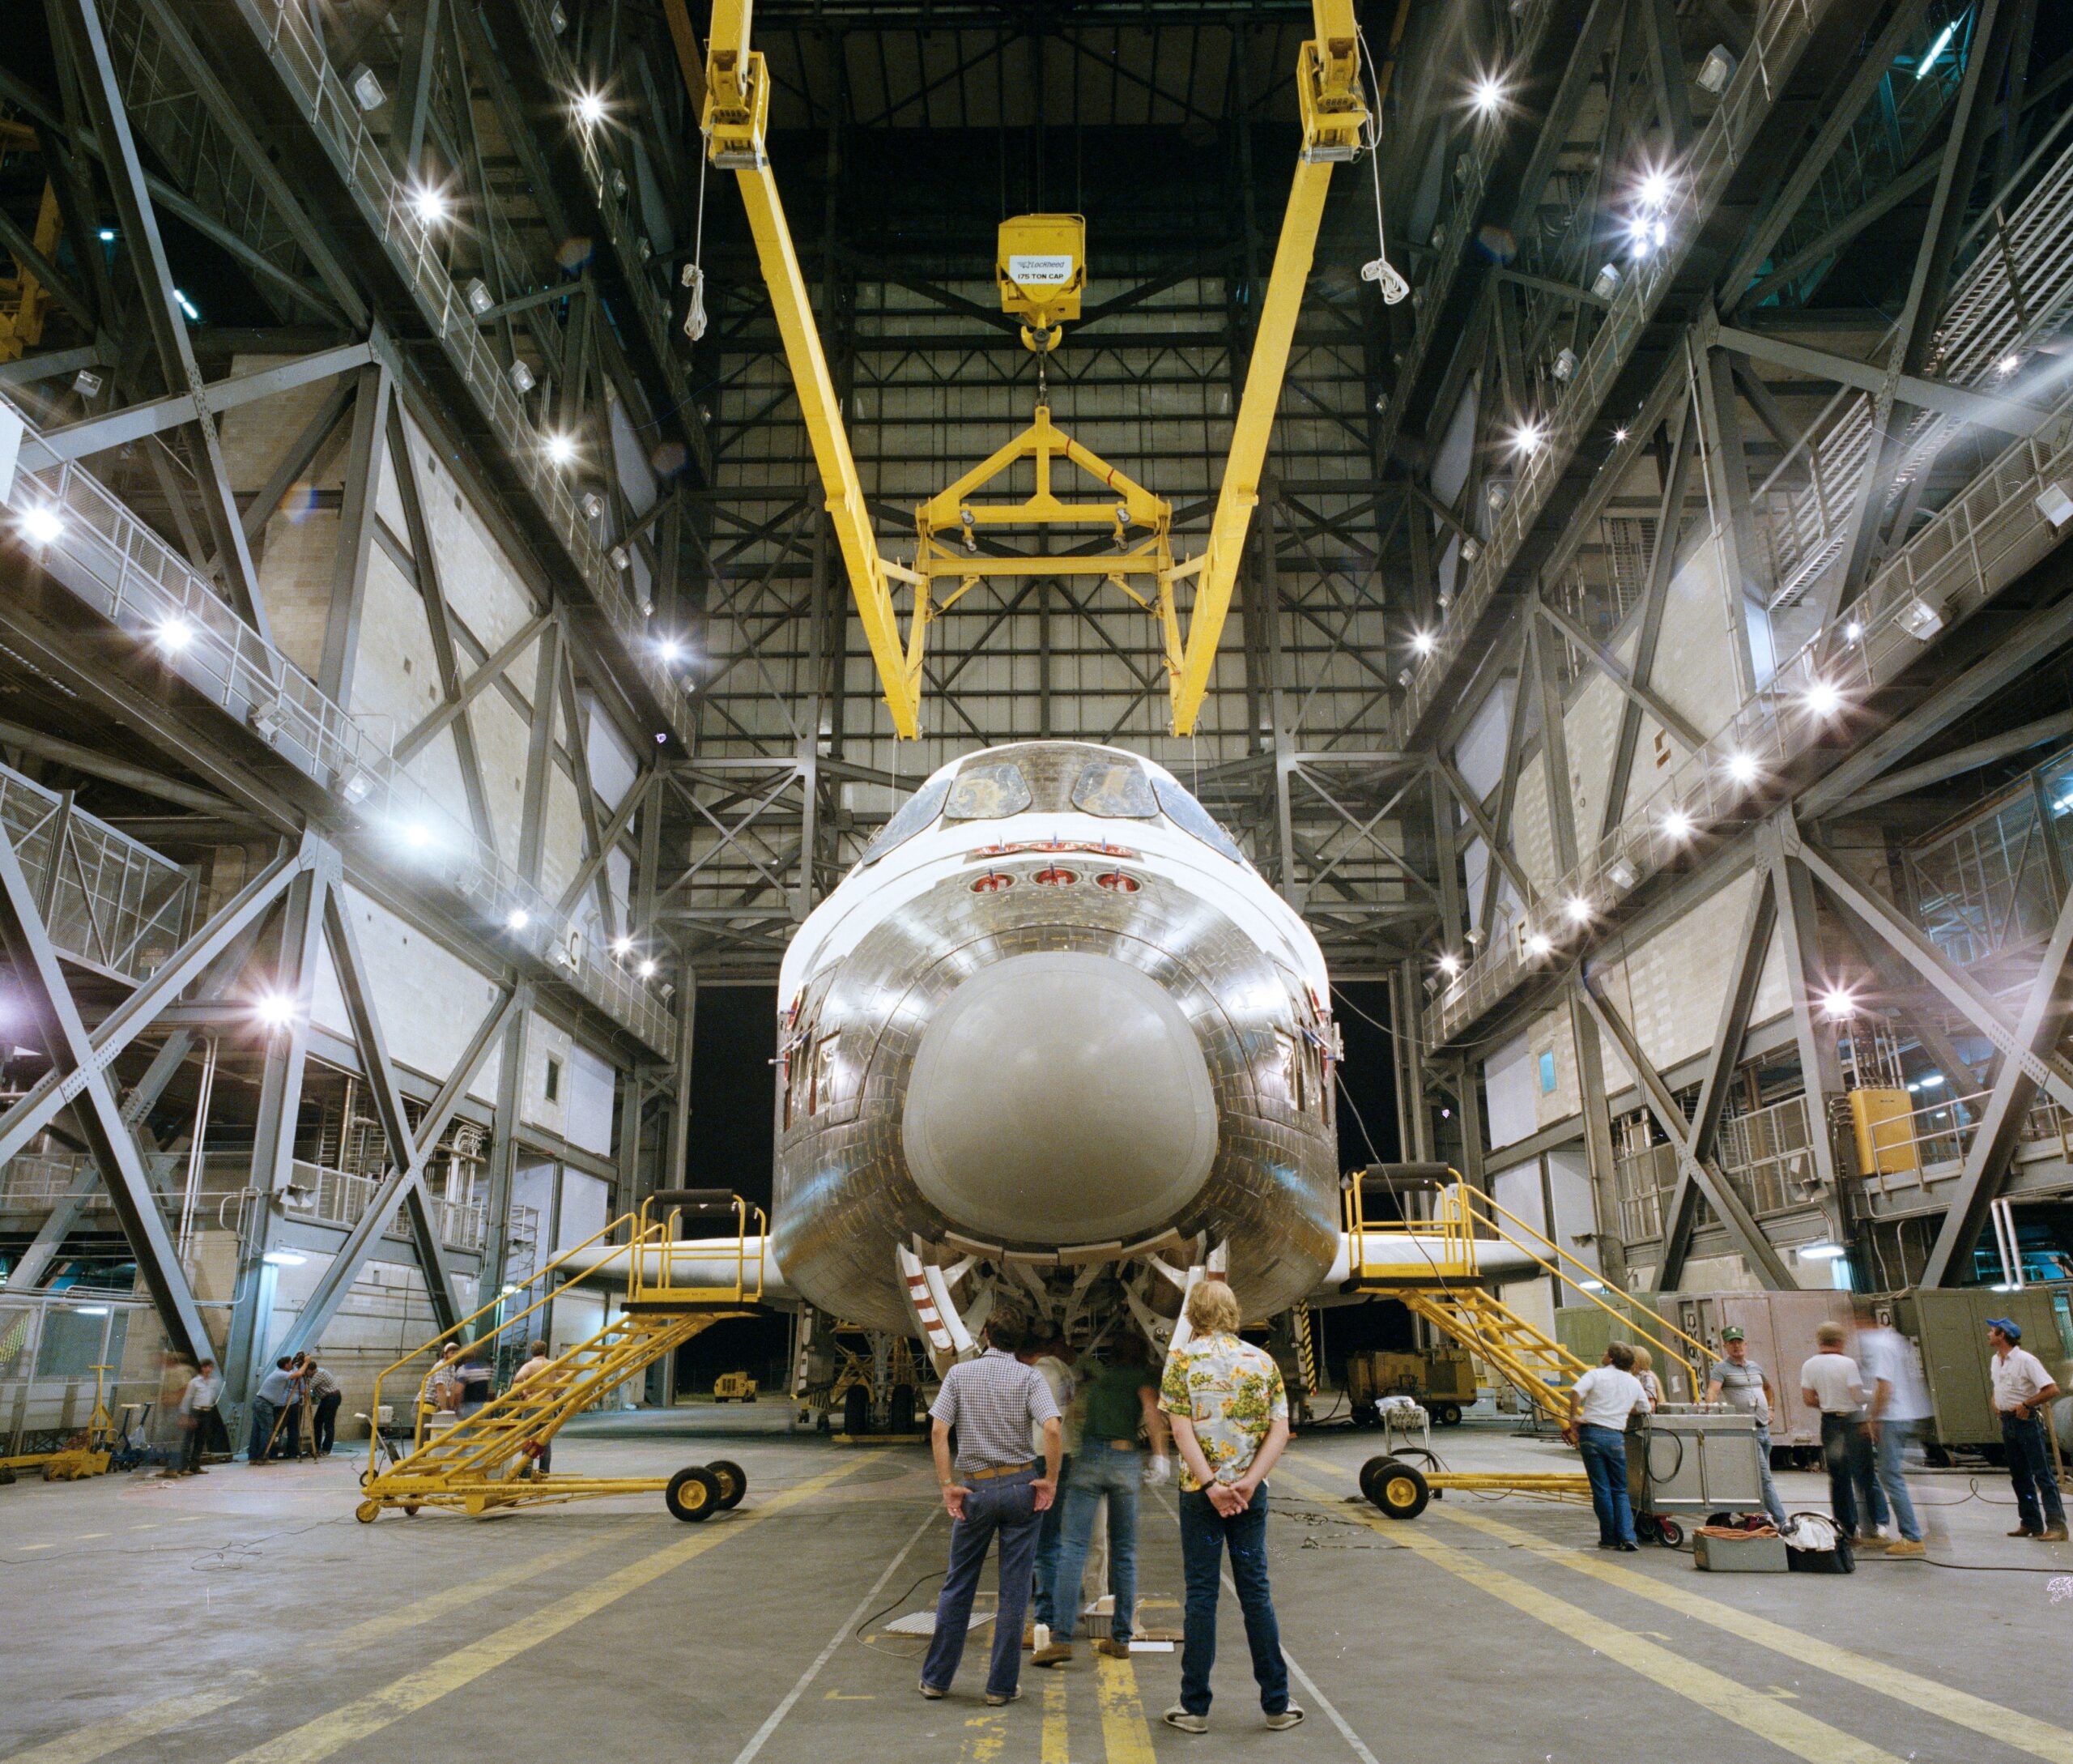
[902,949,1219,1245]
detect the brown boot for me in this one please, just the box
[2008,1526,2041,1537]
[1096,1638,1133,1659]
[2037,1524,2069,1542]
[1883,1539,1926,1557]
[1032,1642,1074,1668]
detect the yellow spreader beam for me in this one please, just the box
[671,0,1364,738]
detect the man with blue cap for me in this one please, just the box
[1987,1318,2065,1542]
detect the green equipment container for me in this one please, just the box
[1885,1286,2069,1452]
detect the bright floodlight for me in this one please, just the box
[1998,353,2020,377]
[1411,629,1437,657]
[636,957,658,979]
[400,820,433,850]
[1565,896,1592,925]
[1804,678,1843,718]
[411,184,449,225]
[1726,751,1759,785]
[1638,168,1671,211]
[544,432,577,467]
[1844,620,1864,641]
[1917,19,1956,78]
[155,617,194,652]
[1662,807,1694,842]
[1513,420,1544,458]
[612,935,634,957]
[505,908,530,932]
[1525,930,1553,958]
[1437,952,1462,978]
[20,505,63,546]
[1819,986,1855,1022]
[1471,73,1505,116]
[1613,426,1629,444]
[1798,1242,1847,1260]
[575,88,607,126]
[254,993,296,1028]
[658,637,683,663]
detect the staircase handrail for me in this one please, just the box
[1340,1165,1478,1278]
[1449,1182,1710,1394]
[367,1209,638,1476]
[627,1189,767,1306]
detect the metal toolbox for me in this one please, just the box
[1626,1406,1765,1515]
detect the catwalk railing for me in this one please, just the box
[0,399,675,1055]
[1429,360,2073,1046]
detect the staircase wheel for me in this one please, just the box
[355,1500,381,1524]
[1369,1459,1431,1521]
[842,1384,870,1437]
[706,1459,748,1510]
[888,1383,918,1434]
[402,1502,421,1516]
[1357,1455,1403,1506]
[667,1465,722,1522]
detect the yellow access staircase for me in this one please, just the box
[1343,1165,1711,1425]
[355,1190,764,1522]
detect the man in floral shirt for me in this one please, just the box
[1157,1280,1303,1735]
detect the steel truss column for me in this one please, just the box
[0,824,213,1364]
[1921,880,2073,1286]
[1658,865,1777,1289]
[479,1003,530,1306]
[662,963,696,1189]
[317,361,395,705]
[1762,817,1845,1201]
[1574,969,1794,1290]
[1565,990,1632,1294]
[224,862,329,1402]
[1692,346,1762,698]
[60,0,272,640]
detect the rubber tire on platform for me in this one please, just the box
[1369,1459,1430,1521]
[1439,1404,1463,1426]
[843,1384,870,1437]
[667,1465,722,1522]
[707,1459,748,1510]
[355,1500,380,1524]
[1357,1455,1392,1504]
[888,1383,918,1434]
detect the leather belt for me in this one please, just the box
[966,1459,1039,1481]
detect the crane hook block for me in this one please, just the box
[998,214,1085,352]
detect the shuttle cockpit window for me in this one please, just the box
[858,772,952,865]
[1151,773,1246,863]
[944,760,1032,820]
[1070,758,1159,818]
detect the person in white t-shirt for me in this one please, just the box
[1799,1321,1887,1543]
[1020,1337,1079,1642]
[1854,1303,1928,1557]
[1988,1318,2066,1541]
[1563,1344,1652,1550]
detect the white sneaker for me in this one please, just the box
[1266,1706,1308,1732]
[1164,1706,1209,1734]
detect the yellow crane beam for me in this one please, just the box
[682,0,926,736]
[1161,0,1366,735]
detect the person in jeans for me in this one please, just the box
[1705,1327,1788,1530]
[1800,1321,1888,1542]
[1034,1331,1171,1668]
[1158,1280,1304,1736]
[247,1356,298,1464]
[304,1355,343,1459]
[1020,1333,1078,1646]
[1987,1318,2067,1542]
[1564,1342,1651,1549]
[921,1305,1061,1706]
[1854,1304,1927,1557]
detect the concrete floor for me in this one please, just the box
[3,1411,2070,1764]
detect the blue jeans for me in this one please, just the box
[1872,1418,1921,1541]
[1820,1413,1888,1536]
[1177,1485,1289,1718]
[2003,1412,2067,1533]
[246,1396,279,1464]
[922,1465,1041,1698]
[1578,1423,1635,1545]
[1032,1452,1071,1627]
[1050,1445,1140,1643]
[1752,1423,1788,1530]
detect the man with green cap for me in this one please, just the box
[1706,1326,1789,1529]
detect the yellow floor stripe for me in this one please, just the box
[1041,1664,1071,1764]
[221,1456,879,1764]
[1431,1504,2073,1764]
[1095,1654,1159,1764]
[958,1709,1007,1762]
[1,1526,642,1764]
[1276,1469,1901,1764]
